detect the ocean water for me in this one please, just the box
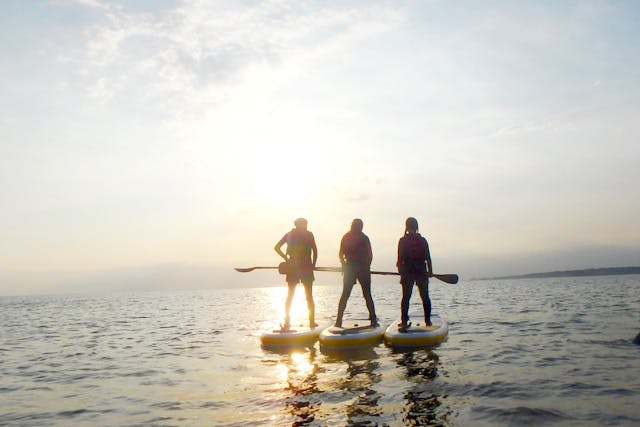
[1,275,639,426]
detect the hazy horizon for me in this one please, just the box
[2,1,639,296]
[2,243,639,296]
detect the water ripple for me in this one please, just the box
[1,277,639,425]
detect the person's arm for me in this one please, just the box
[425,239,432,274]
[274,234,288,262]
[365,235,373,266]
[338,235,347,266]
[310,233,318,267]
[396,238,403,271]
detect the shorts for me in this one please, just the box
[399,263,427,285]
[400,273,428,286]
[285,263,314,284]
[343,262,371,285]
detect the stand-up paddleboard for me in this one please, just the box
[260,322,327,347]
[384,315,448,348]
[319,320,386,349]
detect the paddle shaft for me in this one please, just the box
[234,266,458,284]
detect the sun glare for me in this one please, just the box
[249,138,327,208]
[268,285,311,325]
[275,351,315,385]
[253,167,310,206]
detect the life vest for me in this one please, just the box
[401,233,427,260]
[286,229,313,262]
[342,232,369,262]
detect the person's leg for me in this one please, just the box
[303,281,316,328]
[400,281,414,328]
[359,274,377,325]
[283,282,297,329]
[416,279,431,325]
[335,281,354,327]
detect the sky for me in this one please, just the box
[1,0,639,295]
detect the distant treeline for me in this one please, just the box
[475,266,640,281]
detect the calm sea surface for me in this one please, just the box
[1,275,639,426]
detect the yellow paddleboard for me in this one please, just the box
[319,320,386,349]
[384,315,448,348]
[260,322,326,348]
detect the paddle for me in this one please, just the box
[234,265,459,284]
[234,266,281,272]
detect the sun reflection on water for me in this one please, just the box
[276,351,313,385]
[274,350,318,388]
[266,284,314,326]
[266,348,321,425]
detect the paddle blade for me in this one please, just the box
[234,266,279,273]
[432,274,459,284]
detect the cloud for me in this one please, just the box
[68,0,110,10]
[494,115,574,137]
[346,193,370,202]
[69,1,404,115]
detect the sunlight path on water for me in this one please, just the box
[1,277,639,426]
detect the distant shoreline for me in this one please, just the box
[473,266,640,281]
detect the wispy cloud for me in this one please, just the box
[69,1,404,114]
[346,193,370,203]
[67,0,110,10]
[494,115,574,137]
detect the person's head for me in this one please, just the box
[294,217,308,230]
[405,217,419,234]
[350,218,363,233]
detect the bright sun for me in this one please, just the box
[250,142,324,207]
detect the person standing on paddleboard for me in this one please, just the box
[274,218,318,330]
[334,218,378,327]
[397,217,433,332]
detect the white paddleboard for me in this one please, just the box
[384,315,448,348]
[260,322,326,347]
[319,320,385,349]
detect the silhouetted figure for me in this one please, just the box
[397,217,433,331]
[634,332,640,345]
[275,218,318,329]
[334,219,378,327]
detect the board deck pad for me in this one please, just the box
[332,324,378,335]
[272,324,303,333]
[398,323,438,333]
[260,322,327,347]
[319,320,386,348]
